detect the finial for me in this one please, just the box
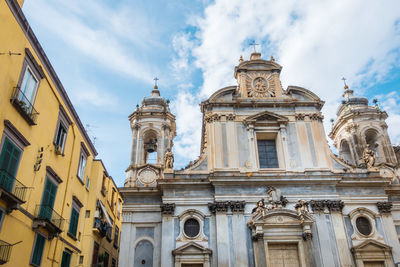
[270,55,275,62]
[342,77,348,90]
[249,40,259,53]
[239,55,244,63]
[153,77,159,89]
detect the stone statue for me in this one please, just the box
[252,198,266,217]
[363,145,375,168]
[295,200,309,215]
[255,78,267,92]
[266,186,287,209]
[164,149,174,169]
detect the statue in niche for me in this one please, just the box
[164,148,174,169]
[363,144,376,168]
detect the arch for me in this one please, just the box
[339,139,354,165]
[134,239,154,267]
[362,127,386,163]
[142,129,159,164]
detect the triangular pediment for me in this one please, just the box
[172,242,212,256]
[352,239,392,252]
[244,111,288,125]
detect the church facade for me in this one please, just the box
[119,52,400,267]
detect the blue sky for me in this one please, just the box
[23,0,400,186]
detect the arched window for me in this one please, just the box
[339,140,353,164]
[365,129,378,152]
[134,240,153,267]
[143,131,158,164]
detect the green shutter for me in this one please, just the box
[0,138,21,192]
[31,233,45,266]
[61,250,71,267]
[68,208,79,237]
[39,178,58,220]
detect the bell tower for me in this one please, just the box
[329,82,397,168]
[124,82,176,187]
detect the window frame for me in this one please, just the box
[53,105,71,156]
[113,225,119,249]
[68,197,83,239]
[60,249,72,267]
[0,207,6,232]
[77,143,89,183]
[255,132,283,170]
[16,49,44,108]
[30,232,46,267]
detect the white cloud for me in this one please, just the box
[171,0,400,164]
[23,0,155,83]
[375,91,400,145]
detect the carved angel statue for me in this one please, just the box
[363,145,375,168]
[295,200,309,215]
[252,198,266,217]
[164,148,174,169]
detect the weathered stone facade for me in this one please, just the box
[119,53,400,267]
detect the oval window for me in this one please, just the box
[356,216,372,236]
[184,218,200,238]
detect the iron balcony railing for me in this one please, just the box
[0,169,28,202]
[0,240,12,265]
[93,217,107,237]
[10,86,39,125]
[34,205,64,230]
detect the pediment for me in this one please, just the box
[207,86,236,103]
[252,209,314,225]
[244,111,288,125]
[286,86,323,104]
[172,242,212,256]
[352,239,392,252]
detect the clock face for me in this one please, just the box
[138,169,157,184]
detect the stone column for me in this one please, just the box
[327,201,353,267]
[247,124,257,171]
[209,201,231,267]
[160,203,175,267]
[252,233,266,267]
[230,201,248,266]
[226,114,238,168]
[377,202,400,263]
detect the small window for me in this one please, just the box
[356,216,372,236]
[184,218,200,238]
[111,258,116,267]
[61,249,72,267]
[19,66,39,105]
[114,226,119,248]
[77,144,89,182]
[30,233,46,266]
[86,176,90,190]
[79,255,84,264]
[85,210,90,218]
[54,122,67,154]
[0,208,5,232]
[257,139,279,168]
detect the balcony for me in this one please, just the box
[0,240,12,265]
[93,217,107,238]
[0,169,28,213]
[32,205,64,239]
[10,86,39,125]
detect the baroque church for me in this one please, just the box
[119,52,400,267]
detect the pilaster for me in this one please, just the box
[160,203,175,267]
[377,201,400,263]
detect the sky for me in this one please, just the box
[23,0,400,186]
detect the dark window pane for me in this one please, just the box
[184,218,200,238]
[31,233,46,266]
[356,217,372,236]
[258,140,279,168]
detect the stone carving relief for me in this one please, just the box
[245,73,276,98]
[294,200,310,216]
[309,200,344,213]
[137,168,157,185]
[251,186,288,217]
[376,201,392,213]
[208,201,245,213]
[160,203,175,215]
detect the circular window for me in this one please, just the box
[184,218,200,238]
[356,216,372,236]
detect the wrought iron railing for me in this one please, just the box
[0,169,28,201]
[93,218,107,237]
[10,86,39,124]
[0,240,12,264]
[34,205,64,230]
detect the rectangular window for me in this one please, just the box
[114,225,119,248]
[111,189,115,211]
[106,218,113,242]
[19,66,39,105]
[77,152,86,181]
[111,258,116,267]
[39,178,58,220]
[104,252,109,267]
[0,137,22,193]
[85,176,90,190]
[54,122,67,154]
[60,249,72,267]
[30,233,46,266]
[68,198,82,238]
[92,242,99,266]
[0,208,5,232]
[257,139,279,168]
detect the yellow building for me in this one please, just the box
[0,0,122,266]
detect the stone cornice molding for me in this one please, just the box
[309,200,344,213]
